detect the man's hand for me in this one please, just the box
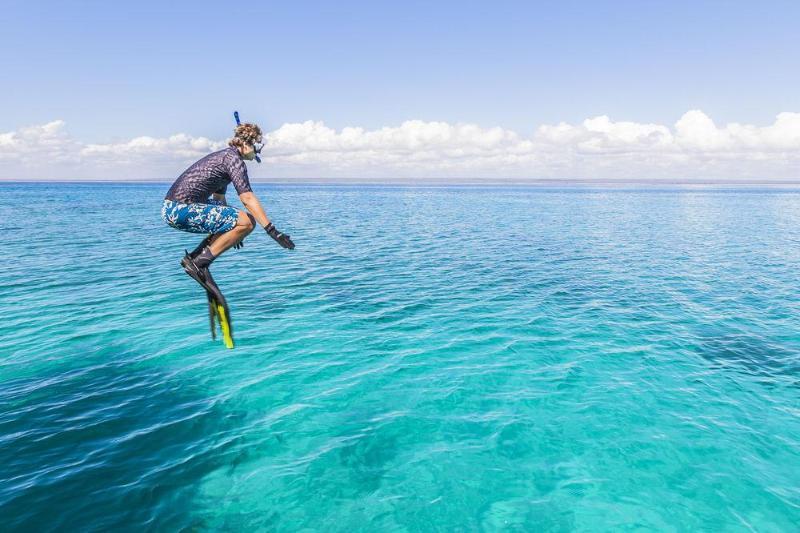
[265,223,295,250]
[233,240,244,250]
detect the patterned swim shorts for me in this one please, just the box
[161,199,239,234]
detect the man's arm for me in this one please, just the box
[239,191,295,249]
[238,191,270,227]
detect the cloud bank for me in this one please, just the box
[2,111,800,181]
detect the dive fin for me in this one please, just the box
[216,301,234,349]
[207,290,217,340]
[182,252,235,349]
[206,269,234,349]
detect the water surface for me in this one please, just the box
[1,183,799,530]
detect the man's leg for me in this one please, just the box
[189,235,215,258]
[208,211,255,257]
[189,230,243,258]
[183,201,256,271]
[190,211,255,270]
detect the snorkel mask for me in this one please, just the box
[233,111,262,163]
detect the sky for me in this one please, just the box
[2,0,800,181]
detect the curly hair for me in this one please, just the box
[228,123,263,150]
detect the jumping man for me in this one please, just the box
[161,120,294,342]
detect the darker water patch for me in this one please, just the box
[694,332,800,386]
[0,350,241,532]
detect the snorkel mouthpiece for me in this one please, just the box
[233,110,261,163]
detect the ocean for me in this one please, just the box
[1,183,799,530]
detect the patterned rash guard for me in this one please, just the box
[165,147,252,203]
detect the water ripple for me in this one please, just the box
[1,184,800,530]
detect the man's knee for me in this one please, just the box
[237,211,256,233]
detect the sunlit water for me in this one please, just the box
[2,183,799,531]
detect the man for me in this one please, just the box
[161,121,295,287]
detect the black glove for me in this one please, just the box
[233,240,244,250]
[265,223,295,250]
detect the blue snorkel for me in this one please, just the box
[233,110,262,163]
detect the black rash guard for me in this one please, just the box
[165,147,252,203]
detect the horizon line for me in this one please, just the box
[4,177,800,188]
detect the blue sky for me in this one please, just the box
[3,0,799,138]
[2,0,800,180]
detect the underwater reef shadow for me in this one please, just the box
[694,331,800,387]
[0,346,246,532]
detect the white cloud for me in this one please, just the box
[82,134,224,160]
[0,121,81,164]
[2,111,800,181]
[675,110,800,152]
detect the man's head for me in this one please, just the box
[229,123,263,161]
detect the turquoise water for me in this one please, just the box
[2,183,800,531]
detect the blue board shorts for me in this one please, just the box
[161,199,239,234]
